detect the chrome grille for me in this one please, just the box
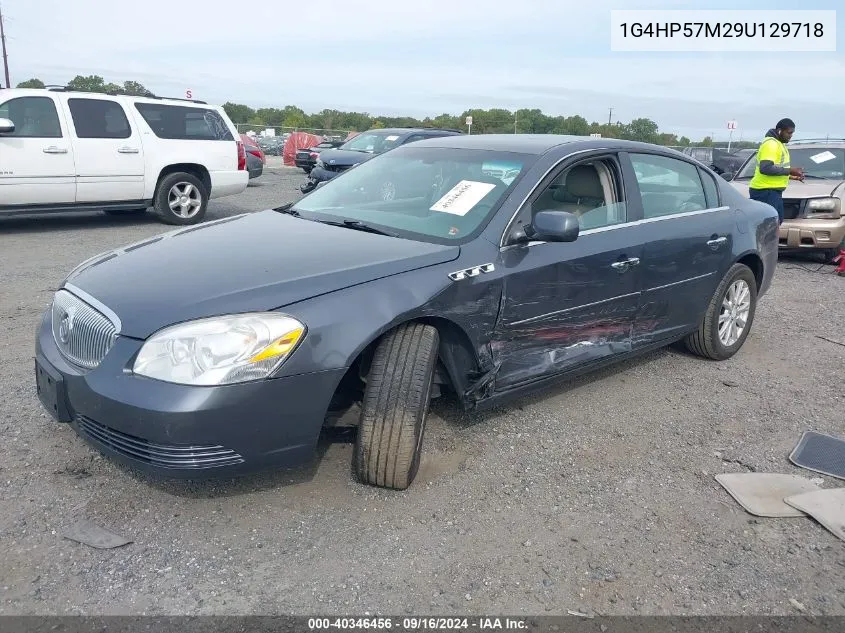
[51,289,118,369]
[77,416,245,469]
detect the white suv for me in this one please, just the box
[0,88,249,225]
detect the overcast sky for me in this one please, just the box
[2,0,842,141]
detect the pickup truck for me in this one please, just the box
[0,87,249,225]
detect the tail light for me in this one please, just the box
[237,141,246,171]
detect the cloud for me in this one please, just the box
[3,0,843,140]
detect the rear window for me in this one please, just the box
[133,103,234,141]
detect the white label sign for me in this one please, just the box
[466,116,473,126]
[810,150,836,164]
[430,180,496,216]
[385,135,399,141]
[727,120,737,130]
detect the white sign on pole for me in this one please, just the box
[465,116,473,126]
[186,89,193,99]
[590,133,602,138]
[727,120,737,130]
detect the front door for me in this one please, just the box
[0,94,76,207]
[62,96,145,202]
[625,152,736,346]
[492,152,646,391]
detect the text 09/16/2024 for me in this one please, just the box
[610,10,837,52]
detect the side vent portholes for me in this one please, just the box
[448,263,495,282]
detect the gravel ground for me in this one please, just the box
[2,165,845,617]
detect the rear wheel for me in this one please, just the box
[684,263,757,361]
[353,322,439,490]
[153,172,208,225]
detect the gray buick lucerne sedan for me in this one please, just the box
[35,134,779,491]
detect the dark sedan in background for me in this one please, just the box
[35,134,777,491]
[299,126,463,192]
[294,139,345,173]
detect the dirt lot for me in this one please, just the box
[2,166,845,616]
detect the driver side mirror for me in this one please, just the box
[720,171,735,181]
[0,118,15,134]
[510,210,580,245]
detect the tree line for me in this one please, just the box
[13,75,758,149]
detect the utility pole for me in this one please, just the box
[0,2,10,89]
[514,110,517,134]
[608,108,613,126]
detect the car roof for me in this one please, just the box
[786,139,845,150]
[3,87,216,108]
[405,133,697,156]
[360,127,462,135]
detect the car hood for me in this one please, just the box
[317,148,377,167]
[63,211,460,339]
[730,178,845,198]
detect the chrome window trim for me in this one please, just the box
[499,145,732,249]
[63,283,123,333]
[501,205,731,250]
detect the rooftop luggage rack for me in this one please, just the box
[43,85,207,104]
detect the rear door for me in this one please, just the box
[62,95,145,202]
[624,151,735,346]
[0,92,76,206]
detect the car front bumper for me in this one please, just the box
[778,216,845,251]
[34,308,346,479]
[308,166,343,183]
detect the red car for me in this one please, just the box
[240,134,266,179]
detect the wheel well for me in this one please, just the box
[736,253,764,291]
[156,164,212,196]
[323,317,482,425]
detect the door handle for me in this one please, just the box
[611,257,640,272]
[117,147,139,154]
[43,146,68,154]
[707,236,728,248]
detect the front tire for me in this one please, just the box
[154,172,208,225]
[353,323,440,490]
[684,263,758,360]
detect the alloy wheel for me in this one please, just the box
[718,279,751,346]
[168,182,202,218]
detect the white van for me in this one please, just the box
[0,88,249,225]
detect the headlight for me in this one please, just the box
[806,197,842,214]
[133,313,305,386]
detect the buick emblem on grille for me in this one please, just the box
[58,308,74,344]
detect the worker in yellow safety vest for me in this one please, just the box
[748,118,805,225]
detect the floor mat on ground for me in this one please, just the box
[789,430,845,481]
[715,473,821,517]
[784,488,845,542]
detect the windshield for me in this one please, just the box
[339,131,406,154]
[736,146,845,179]
[290,145,536,244]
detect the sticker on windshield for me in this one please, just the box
[385,135,399,141]
[430,180,497,216]
[809,150,837,164]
